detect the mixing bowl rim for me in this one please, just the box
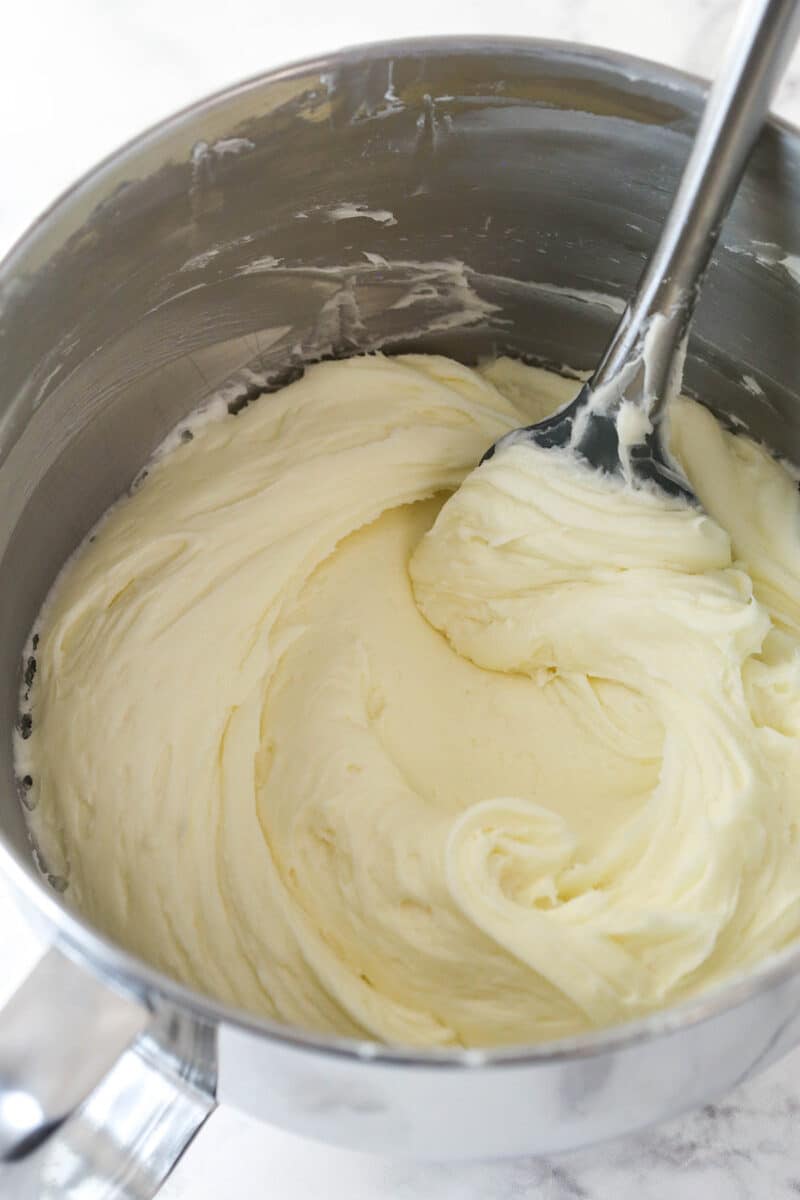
[2,33,800,1070]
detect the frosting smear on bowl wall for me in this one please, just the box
[16,354,800,1047]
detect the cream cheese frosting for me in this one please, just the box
[18,354,800,1047]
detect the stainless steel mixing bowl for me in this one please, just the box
[1,37,800,1199]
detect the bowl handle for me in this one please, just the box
[0,946,217,1197]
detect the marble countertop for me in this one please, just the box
[3,2,800,1197]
